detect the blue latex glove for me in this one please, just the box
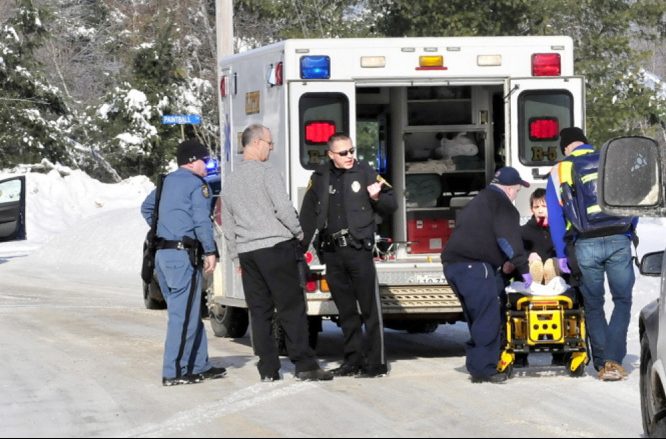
[522,273,533,289]
[558,257,571,274]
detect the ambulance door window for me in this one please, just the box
[518,91,573,166]
[299,93,349,169]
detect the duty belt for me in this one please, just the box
[323,229,355,248]
[155,237,197,250]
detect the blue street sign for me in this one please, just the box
[161,114,202,125]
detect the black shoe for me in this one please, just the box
[162,375,202,387]
[295,368,334,381]
[471,372,508,384]
[357,364,389,378]
[260,371,282,382]
[198,366,227,380]
[330,363,362,377]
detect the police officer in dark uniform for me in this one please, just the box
[300,134,397,378]
[141,139,226,386]
[441,166,532,384]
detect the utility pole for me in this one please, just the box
[215,0,234,160]
[216,0,234,59]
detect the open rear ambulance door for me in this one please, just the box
[288,81,356,205]
[505,76,585,213]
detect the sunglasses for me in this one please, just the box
[330,147,355,157]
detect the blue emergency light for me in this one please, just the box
[300,56,330,79]
[205,157,220,176]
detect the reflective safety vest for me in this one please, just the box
[559,148,634,238]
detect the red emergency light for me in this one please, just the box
[532,53,561,76]
[219,75,227,97]
[529,117,559,140]
[275,62,283,86]
[305,121,336,144]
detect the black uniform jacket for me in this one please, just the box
[521,216,556,261]
[300,160,397,247]
[441,185,529,275]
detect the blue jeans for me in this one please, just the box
[575,235,634,369]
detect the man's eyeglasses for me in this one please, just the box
[259,138,274,147]
[330,147,355,157]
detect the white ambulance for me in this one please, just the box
[209,36,585,346]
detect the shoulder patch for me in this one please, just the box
[201,184,210,198]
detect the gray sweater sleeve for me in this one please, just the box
[264,166,303,238]
[220,190,239,265]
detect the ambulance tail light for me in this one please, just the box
[529,117,559,140]
[320,276,330,292]
[532,53,561,76]
[304,251,314,264]
[305,121,336,144]
[305,275,318,293]
[300,56,330,79]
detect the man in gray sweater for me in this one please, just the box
[220,123,332,382]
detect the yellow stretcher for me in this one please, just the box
[497,289,589,377]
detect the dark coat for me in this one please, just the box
[299,160,397,247]
[441,185,529,274]
[521,216,556,261]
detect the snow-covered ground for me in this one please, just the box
[1,169,665,437]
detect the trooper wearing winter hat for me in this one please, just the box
[546,126,638,381]
[141,138,226,386]
[441,166,531,384]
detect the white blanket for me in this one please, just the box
[506,276,570,296]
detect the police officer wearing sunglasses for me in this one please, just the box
[300,134,397,378]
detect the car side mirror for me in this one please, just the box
[598,136,665,216]
[640,251,664,277]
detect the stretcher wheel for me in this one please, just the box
[567,360,586,377]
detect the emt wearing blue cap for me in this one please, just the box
[441,166,531,384]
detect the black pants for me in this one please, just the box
[239,239,318,377]
[323,246,385,367]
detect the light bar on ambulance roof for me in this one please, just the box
[300,55,330,79]
[305,121,336,144]
[360,56,386,68]
[529,117,559,140]
[477,55,502,66]
[532,53,561,76]
[416,55,447,71]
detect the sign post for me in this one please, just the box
[161,114,202,140]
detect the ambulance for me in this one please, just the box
[209,36,585,346]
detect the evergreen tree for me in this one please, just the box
[365,0,666,145]
[0,0,73,168]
